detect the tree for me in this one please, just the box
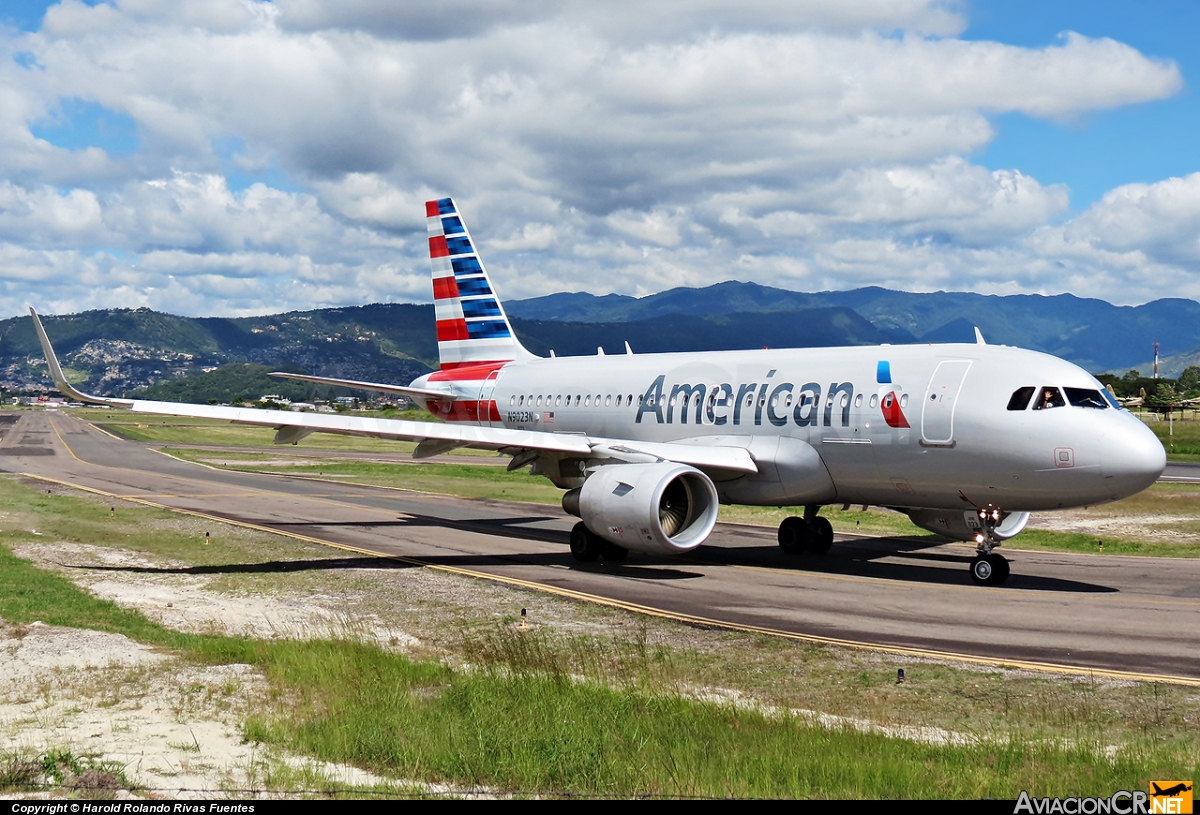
[1179,365,1200,396]
[1145,383,1184,417]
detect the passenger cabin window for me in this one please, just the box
[1007,386,1035,411]
[1033,386,1066,410]
[1064,388,1108,409]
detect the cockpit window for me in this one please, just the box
[1102,389,1122,410]
[1007,386,1035,411]
[1064,387,1108,409]
[1032,386,1066,410]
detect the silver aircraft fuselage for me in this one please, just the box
[414,341,1166,512]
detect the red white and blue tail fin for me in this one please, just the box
[426,197,534,371]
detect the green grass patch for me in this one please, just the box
[243,643,1178,798]
[168,449,565,503]
[1001,528,1200,558]
[1137,413,1200,461]
[0,749,129,798]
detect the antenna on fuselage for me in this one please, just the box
[597,347,605,356]
[974,326,986,345]
[625,341,633,355]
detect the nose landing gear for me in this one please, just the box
[969,506,1011,586]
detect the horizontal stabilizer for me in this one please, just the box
[268,371,454,401]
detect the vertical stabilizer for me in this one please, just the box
[426,198,533,370]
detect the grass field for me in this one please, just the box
[1,474,1198,798]
[1137,412,1200,462]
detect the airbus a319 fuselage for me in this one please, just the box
[411,343,1164,516]
[31,196,1167,587]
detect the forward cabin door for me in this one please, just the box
[921,360,972,446]
[478,369,501,427]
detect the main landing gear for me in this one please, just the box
[778,506,834,555]
[570,522,628,563]
[969,506,1011,586]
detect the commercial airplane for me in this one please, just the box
[31,197,1167,586]
[1151,783,1192,798]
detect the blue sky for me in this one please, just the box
[969,0,1199,210]
[12,1,1197,211]
[0,1,1197,316]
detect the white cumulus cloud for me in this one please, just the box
[0,0,1188,315]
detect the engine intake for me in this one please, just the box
[564,462,719,555]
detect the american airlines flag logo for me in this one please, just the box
[542,411,555,423]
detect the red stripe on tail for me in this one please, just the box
[432,277,459,300]
[435,319,470,342]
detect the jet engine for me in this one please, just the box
[562,462,719,555]
[905,509,1030,542]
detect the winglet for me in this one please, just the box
[28,308,133,407]
[973,326,986,345]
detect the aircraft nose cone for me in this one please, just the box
[1099,420,1166,498]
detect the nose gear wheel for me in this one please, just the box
[968,506,1011,585]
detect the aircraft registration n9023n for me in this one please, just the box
[30,197,1166,586]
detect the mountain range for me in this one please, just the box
[505,282,1200,375]
[3,281,1195,400]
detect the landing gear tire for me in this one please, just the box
[778,516,814,554]
[599,541,629,562]
[570,522,602,562]
[969,553,1010,586]
[810,517,834,555]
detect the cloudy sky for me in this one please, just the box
[2,0,1199,317]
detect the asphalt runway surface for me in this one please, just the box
[2,410,1198,683]
[1162,462,1200,483]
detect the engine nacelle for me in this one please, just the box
[905,509,1030,542]
[565,462,719,555]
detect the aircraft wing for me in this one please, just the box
[29,309,758,475]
